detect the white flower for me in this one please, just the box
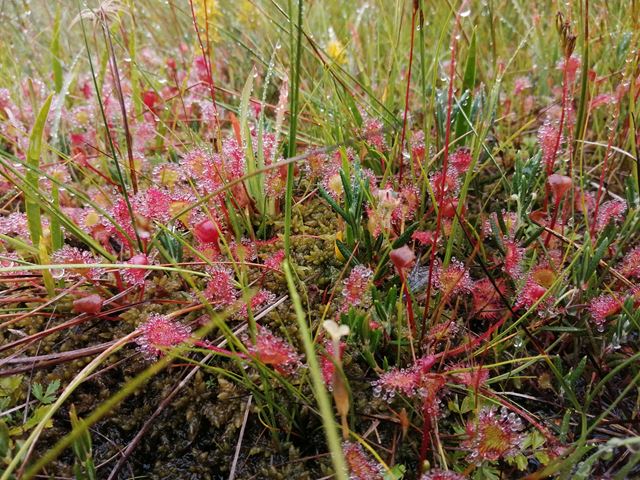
[322,320,350,359]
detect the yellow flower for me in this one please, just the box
[326,39,347,65]
[193,0,219,38]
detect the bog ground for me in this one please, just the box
[0,1,639,479]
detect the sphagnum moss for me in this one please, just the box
[1,2,640,479]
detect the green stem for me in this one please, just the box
[284,261,347,479]
[284,0,303,259]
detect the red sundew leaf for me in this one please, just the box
[124,253,149,286]
[72,294,103,314]
[342,441,384,480]
[244,325,302,376]
[193,218,220,244]
[136,314,192,360]
[390,245,415,272]
[462,407,525,464]
[547,174,572,200]
[618,246,640,279]
[595,199,627,232]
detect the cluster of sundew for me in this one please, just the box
[135,314,192,360]
[371,357,443,404]
[241,325,302,376]
[51,245,103,280]
[595,199,627,232]
[342,441,384,480]
[342,265,373,308]
[433,258,472,297]
[588,294,623,331]
[0,9,640,478]
[471,277,508,320]
[462,406,525,465]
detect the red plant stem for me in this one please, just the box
[435,312,509,361]
[398,5,418,183]
[74,152,119,186]
[591,102,621,238]
[419,24,459,345]
[114,271,124,292]
[544,58,569,210]
[544,197,563,248]
[400,272,417,335]
[193,340,247,359]
[418,16,465,465]
[188,0,222,149]
[101,22,137,194]
[418,402,433,461]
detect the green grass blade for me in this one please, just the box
[51,7,63,93]
[25,93,53,247]
[284,261,347,479]
[454,27,476,146]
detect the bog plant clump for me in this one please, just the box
[0,0,639,479]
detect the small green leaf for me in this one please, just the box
[460,395,475,413]
[535,450,551,465]
[0,376,23,398]
[513,453,528,471]
[31,384,44,402]
[32,380,60,405]
[383,463,405,480]
[392,222,419,248]
[9,405,53,436]
[44,380,61,402]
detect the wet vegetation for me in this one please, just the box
[0,1,639,479]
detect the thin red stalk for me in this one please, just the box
[103,23,138,194]
[544,197,563,248]
[419,402,433,461]
[73,151,119,186]
[400,272,416,335]
[544,59,569,210]
[418,11,462,464]
[434,313,508,360]
[188,0,222,149]
[398,5,418,182]
[591,104,621,238]
[193,340,247,359]
[419,27,458,344]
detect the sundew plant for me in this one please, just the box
[0,0,639,479]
